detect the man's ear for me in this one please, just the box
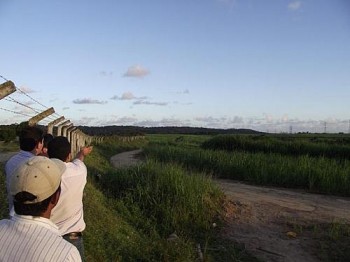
[66,152,72,162]
[50,188,61,206]
[35,140,43,154]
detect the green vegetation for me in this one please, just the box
[2,132,350,260]
[0,135,251,261]
[286,220,350,262]
[202,134,350,159]
[0,125,17,142]
[0,163,8,219]
[145,134,350,196]
[82,136,251,261]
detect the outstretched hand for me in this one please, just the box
[76,146,93,161]
[81,146,93,156]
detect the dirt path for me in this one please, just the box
[110,149,143,168]
[217,180,350,262]
[109,150,350,261]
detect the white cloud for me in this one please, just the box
[136,118,189,127]
[230,116,244,124]
[121,92,136,100]
[288,1,301,11]
[176,89,190,95]
[123,65,150,78]
[73,98,107,104]
[70,112,349,133]
[133,100,168,106]
[110,92,148,101]
[18,86,36,93]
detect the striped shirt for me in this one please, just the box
[0,215,81,262]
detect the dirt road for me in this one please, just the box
[110,150,350,262]
[217,180,350,262]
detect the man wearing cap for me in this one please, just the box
[5,126,44,217]
[0,156,81,261]
[47,136,93,260]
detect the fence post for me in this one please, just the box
[62,123,73,138]
[70,129,78,157]
[67,126,77,143]
[28,107,55,126]
[56,120,70,137]
[47,116,65,135]
[0,81,16,100]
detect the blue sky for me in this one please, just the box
[0,0,349,133]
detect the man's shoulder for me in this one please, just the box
[5,151,33,175]
[62,159,87,177]
[0,218,12,227]
[66,159,87,169]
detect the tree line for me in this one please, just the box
[0,124,262,141]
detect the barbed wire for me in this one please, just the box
[0,107,33,118]
[0,74,64,122]
[4,97,42,114]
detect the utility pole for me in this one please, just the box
[324,122,327,133]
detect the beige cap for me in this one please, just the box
[10,156,66,204]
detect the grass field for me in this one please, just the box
[145,134,350,196]
[1,132,350,261]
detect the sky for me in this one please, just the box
[0,0,349,133]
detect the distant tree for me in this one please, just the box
[0,125,17,142]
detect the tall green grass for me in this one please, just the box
[82,138,252,261]
[202,134,350,159]
[97,161,224,238]
[143,144,350,196]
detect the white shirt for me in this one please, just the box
[51,159,87,235]
[5,150,35,217]
[0,215,81,262]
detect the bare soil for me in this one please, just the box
[109,150,350,262]
[217,180,350,262]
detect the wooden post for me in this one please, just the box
[0,81,16,100]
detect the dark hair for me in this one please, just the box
[19,126,44,151]
[47,136,71,161]
[13,186,61,216]
[43,133,54,148]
